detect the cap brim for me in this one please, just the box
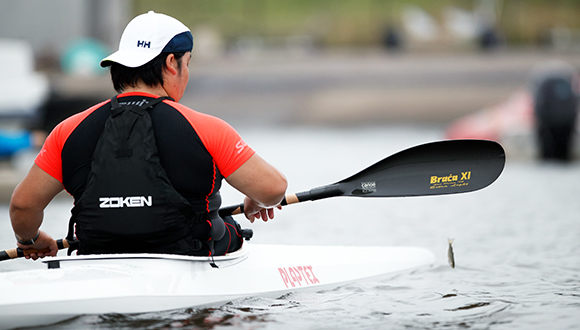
[100,49,159,68]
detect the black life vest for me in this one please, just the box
[66,96,225,254]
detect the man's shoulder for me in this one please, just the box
[162,100,228,127]
[162,99,200,116]
[55,99,110,134]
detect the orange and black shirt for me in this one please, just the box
[36,92,255,214]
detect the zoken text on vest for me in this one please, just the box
[99,196,153,208]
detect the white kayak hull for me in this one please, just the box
[0,243,434,329]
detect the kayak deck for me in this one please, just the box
[0,243,434,329]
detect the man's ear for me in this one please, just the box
[164,54,178,76]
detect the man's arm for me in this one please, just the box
[225,154,287,222]
[10,163,64,259]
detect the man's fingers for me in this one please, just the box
[246,204,282,223]
[263,209,272,222]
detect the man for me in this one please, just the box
[10,11,287,260]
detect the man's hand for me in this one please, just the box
[243,197,282,223]
[16,230,58,260]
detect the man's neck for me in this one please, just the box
[123,83,168,97]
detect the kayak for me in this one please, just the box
[0,242,435,330]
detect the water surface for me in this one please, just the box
[1,125,578,329]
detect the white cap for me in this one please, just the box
[100,11,193,68]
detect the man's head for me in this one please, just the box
[100,11,193,97]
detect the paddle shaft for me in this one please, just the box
[218,140,505,217]
[0,238,78,261]
[218,187,340,217]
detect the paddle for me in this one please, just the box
[0,238,78,261]
[219,139,505,217]
[1,139,505,261]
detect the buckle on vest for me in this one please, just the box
[191,239,203,251]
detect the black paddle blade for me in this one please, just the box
[334,139,505,198]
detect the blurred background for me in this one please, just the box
[1,0,580,202]
[1,4,579,329]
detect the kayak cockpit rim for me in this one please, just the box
[41,242,251,269]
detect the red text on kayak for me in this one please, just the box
[278,265,320,288]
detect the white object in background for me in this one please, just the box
[0,39,49,118]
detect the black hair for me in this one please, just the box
[109,52,186,93]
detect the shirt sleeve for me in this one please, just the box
[169,102,255,177]
[35,122,66,182]
[35,101,107,182]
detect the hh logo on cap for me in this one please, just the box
[137,40,151,48]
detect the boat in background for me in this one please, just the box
[446,60,579,161]
[0,242,435,330]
